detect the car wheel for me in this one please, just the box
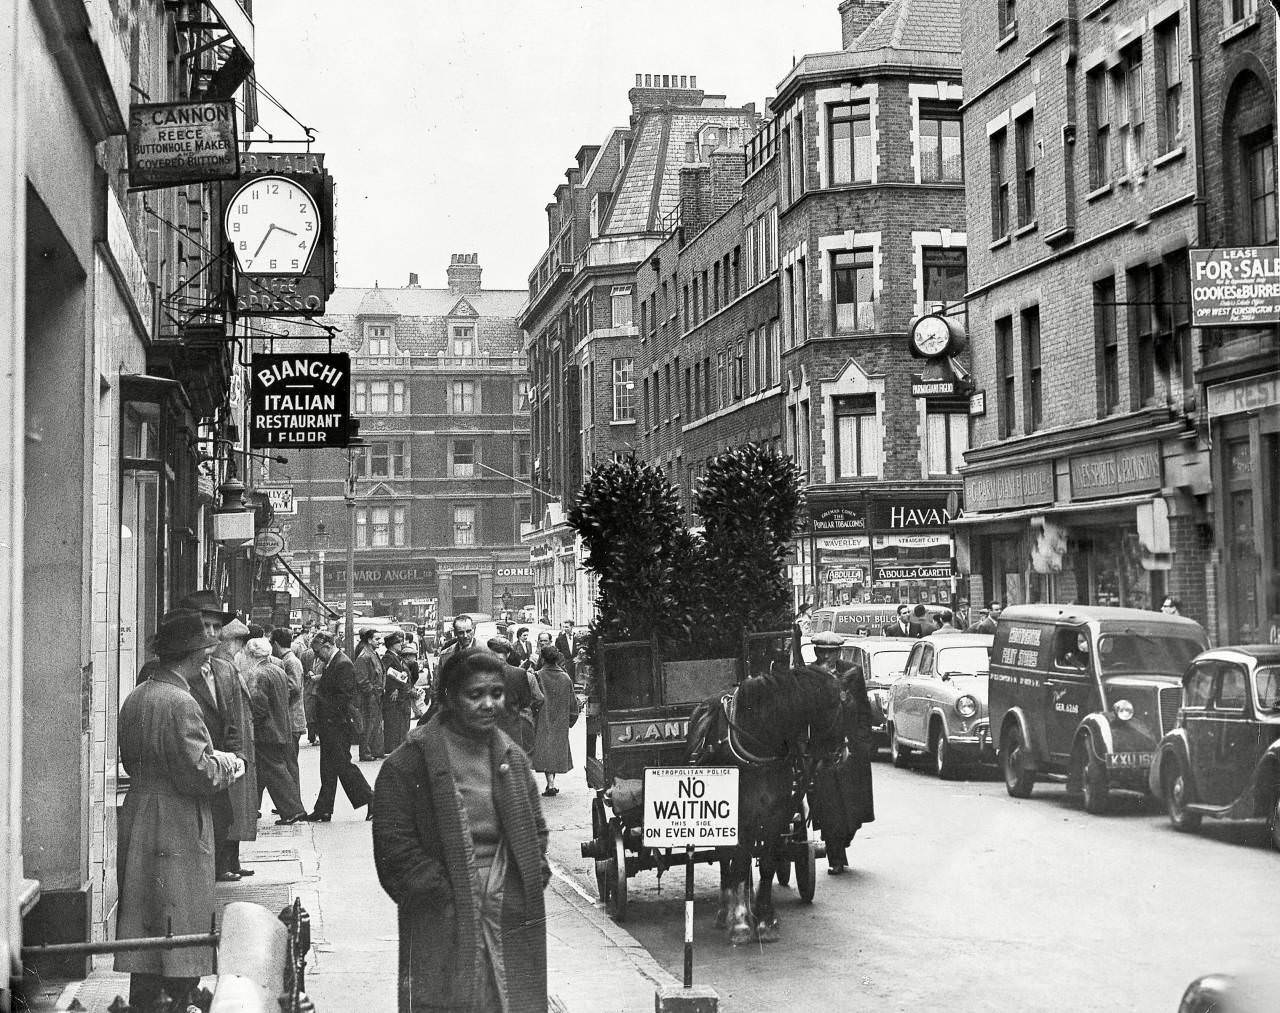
[1268,790,1280,853]
[1163,757,1202,833]
[1080,740,1110,815]
[1001,725,1035,798]
[933,723,961,780]
[890,724,912,768]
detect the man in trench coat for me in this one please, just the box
[116,609,242,1010]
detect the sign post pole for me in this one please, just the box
[684,844,694,988]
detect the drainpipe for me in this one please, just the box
[1188,0,1209,246]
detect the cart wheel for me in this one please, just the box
[605,826,628,923]
[794,841,816,902]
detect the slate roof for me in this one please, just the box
[324,285,528,319]
[850,0,960,55]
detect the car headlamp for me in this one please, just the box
[955,695,978,718]
[1113,699,1134,722]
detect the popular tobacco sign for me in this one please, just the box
[249,353,351,449]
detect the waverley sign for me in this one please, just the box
[127,101,239,189]
[250,353,351,449]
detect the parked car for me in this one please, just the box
[988,605,1209,813]
[1178,968,1280,1012]
[844,637,916,754]
[886,633,994,778]
[1149,644,1280,850]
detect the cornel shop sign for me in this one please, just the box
[127,101,239,190]
[250,353,350,448]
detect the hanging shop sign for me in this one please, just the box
[912,378,962,397]
[253,530,286,557]
[1189,247,1280,326]
[1068,442,1162,501]
[873,563,953,582]
[127,101,239,190]
[220,152,336,317]
[964,461,1055,512]
[251,590,294,629]
[262,486,296,515]
[249,353,351,449]
[969,391,986,416]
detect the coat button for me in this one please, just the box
[498,762,510,774]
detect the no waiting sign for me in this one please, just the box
[643,767,738,848]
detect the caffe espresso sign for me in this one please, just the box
[250,353,351,449]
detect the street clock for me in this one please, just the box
[224,174,322,274]
[907,313,966,359]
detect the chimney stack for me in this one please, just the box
[447,253,482,295]
[408,272,419,287]
[839,0,891,48]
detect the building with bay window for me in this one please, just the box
[278,255,533,623]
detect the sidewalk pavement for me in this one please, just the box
[41,730,674,1012]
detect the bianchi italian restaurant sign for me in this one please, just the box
[249,353,350,448]
[127,101,239,189]
[1190,247,1280,326]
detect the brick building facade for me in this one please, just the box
[956,0,1220,624]
[280,256,533,624]
[771,0,971,610]
[520,75,762,624]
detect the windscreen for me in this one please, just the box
[1096,634,1203,677]
[865,649,911,680]
[935,645,991,676]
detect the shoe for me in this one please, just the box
[542,787,558,797]
[827,865,846,876]
[217,871,241,883]
[366,811,374,821]
[302,812,332,823]
[275,814,306,826]
[235,868,254,877]
[272,809,280,815]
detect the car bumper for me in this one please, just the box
[948,722,995,762]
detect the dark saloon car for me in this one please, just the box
[1150,645,1280,850]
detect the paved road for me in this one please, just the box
[545,746,1280,1013]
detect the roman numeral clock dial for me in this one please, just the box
[225,175,322,275]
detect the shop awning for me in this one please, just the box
[950,493,1157,527]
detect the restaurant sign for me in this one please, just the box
[1206,370,1280,418]
[1190,247,1280,326]
[250,353,350,449]
[964,462,1055,512]
[127,101,239,189]
[1069,442,1162,501]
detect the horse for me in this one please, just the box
[685,665,848,945]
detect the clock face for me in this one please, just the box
[225,175,322,275]
[910,316,952,357]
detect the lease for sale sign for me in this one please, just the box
[643,768,739,848]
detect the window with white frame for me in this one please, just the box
[829,101,872,185]
[612,358,635,420]
[356,379,407,414]
[833,249,875,332]
[834,395,878,478]
[922,248,968,312]
[450,323,476,358]
[515,436,532,477]
[925,402,969,475]
[356,504,407,547]
[611,285,634,327]
[450,438,477,477]
[453,504,476,546]
[1156,18,1183,154]
[1229,0,1257,25]
[355,440,407,479]
[365,323,393,357]
[1087,68,1111,187]
[919,102,963,183]
[514,379,530,412]
[1115,42,1145,174]
[769,321,781,388]
[449,380,477,414]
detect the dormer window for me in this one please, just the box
[365,322,393,357]
[451,323,476,358]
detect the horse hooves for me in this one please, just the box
[729,925,754,946]
[756,920,781,944]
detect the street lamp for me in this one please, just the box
[344,437,367,655]
[313,522,330,618]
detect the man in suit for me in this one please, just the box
[555,620,579,683]
[882,604,922,639]
[967,601,1003,635]
[177,590,244,881]
[306,631,373,821]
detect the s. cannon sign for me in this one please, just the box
[250,353,351,448]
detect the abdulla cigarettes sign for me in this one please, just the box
[127,101,239,190]
[249,353,350,449]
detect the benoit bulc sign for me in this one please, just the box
[249,353,351,449]
[127,101,240,190]
[220,152,336,316]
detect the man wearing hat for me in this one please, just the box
[214,616,259,876]
[806,632,874,876]
[306,630,374,821]
[177,591,248,881]
[116,609,243,1009]
[380,631,413,753]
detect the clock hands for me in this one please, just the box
[253,225,278,257]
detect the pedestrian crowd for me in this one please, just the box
[113,595,588,1011]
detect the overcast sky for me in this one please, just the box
[251,1,841,293]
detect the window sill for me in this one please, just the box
[1013,220,1038,238]
[1152,146,1186,170]
[996,28,1018,51]
[988,235,1012,251]
[609,418,637,427]
[1219,13,1259,45]
[1085,182,1113,203]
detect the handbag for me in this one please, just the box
[569,691,584,728]
[410,687,428,719]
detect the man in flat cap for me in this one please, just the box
[807,631,874,876]
[116,608,243,1009]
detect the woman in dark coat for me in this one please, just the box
[116,609,242,1010]
[530,646,576,796]
[371,647,549,1013]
